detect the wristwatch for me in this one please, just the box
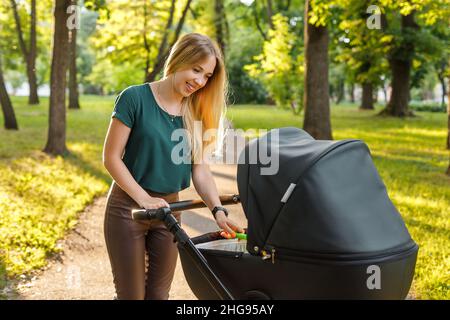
[211,206,229,219]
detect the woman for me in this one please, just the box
[102,33,244,300]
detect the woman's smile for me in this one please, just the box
[185,81,196,93]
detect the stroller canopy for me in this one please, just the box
[237,127,414,256]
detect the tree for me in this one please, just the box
[68,0,80,109]
[214,0,228,58]
[336,0,389,110]
[378,0,450,117]
[245,13,304,114]
[303,0,333,140]
[145,0,193,82]
[43,0,71,156]
[0,54,18,130]
[91,0,193,86]
[447,69,450,176]
[380,11,418,117]
[436,59,448,108]
[10,0,39,105]
[251,0,268,40]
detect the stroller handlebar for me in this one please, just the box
[131,194,241,221]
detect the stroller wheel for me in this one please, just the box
[245,290,271,300]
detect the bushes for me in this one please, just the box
[410,101,447,113]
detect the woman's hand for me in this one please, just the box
[138,195,170,210]
[214,211,244,239]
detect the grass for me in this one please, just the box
[0,95,113,294]
[0,97,448,299]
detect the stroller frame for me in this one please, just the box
[132,194,241,300]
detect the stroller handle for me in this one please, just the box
[132,194,240,221]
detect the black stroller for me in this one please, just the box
[132,127,418,300]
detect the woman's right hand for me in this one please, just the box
[138,195,170,210]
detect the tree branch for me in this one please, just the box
[10,0,29,58]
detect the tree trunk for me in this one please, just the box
[349,83,355,103]
[336,78,345,105]
[373,87,378,103]
[382,83,388,103]
[380,13,417,117]
[360,82,374,110]
[382,58,412,116]
[43,0,71,156]
[68,26,80,109]
[252,1,267,40]
[10,0,39,105]
[303,0,332,140]
[266,0,274,29]
[447,77,450,175]
[28,0,38,104]
[0,57,18,130]
[438,73,446,109]
[214,0,226,57]
[142,1,152,81]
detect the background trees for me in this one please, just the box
[10,0,39,105]
[0,0,447,162]
[0,1,449,300]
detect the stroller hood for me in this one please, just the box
[237,127,415,257]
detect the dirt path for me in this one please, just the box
[8,164,245,300]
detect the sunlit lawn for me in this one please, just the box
[0,95,112,298]
[0,96,448,299]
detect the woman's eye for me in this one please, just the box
[193,68,200,73]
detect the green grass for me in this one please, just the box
[0,98,448,299]
[0,95,113,291]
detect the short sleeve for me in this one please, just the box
[111,88,136,128]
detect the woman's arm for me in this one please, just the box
[192,162,244,237]
[102,118,169,209]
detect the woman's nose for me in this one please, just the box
[194,78,204,87]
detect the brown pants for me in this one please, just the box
[104,182,181,300]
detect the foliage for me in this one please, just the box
[409,101,446,113]
[379,0,450,90]
[0,0,53,87]
[244,13,304,113]
[335,0,389,88]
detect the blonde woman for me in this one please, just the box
[102,33,244,300]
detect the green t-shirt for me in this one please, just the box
[111,83,192,193]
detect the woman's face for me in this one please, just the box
[172,55,217,97]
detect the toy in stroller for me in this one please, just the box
[132,127,418,300]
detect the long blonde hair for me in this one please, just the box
[163,33,228,164]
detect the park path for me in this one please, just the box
[8,164,246,300]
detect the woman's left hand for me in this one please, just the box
[214,211,244,239]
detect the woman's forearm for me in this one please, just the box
[104,158,150,207]
[192,165,222,211]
